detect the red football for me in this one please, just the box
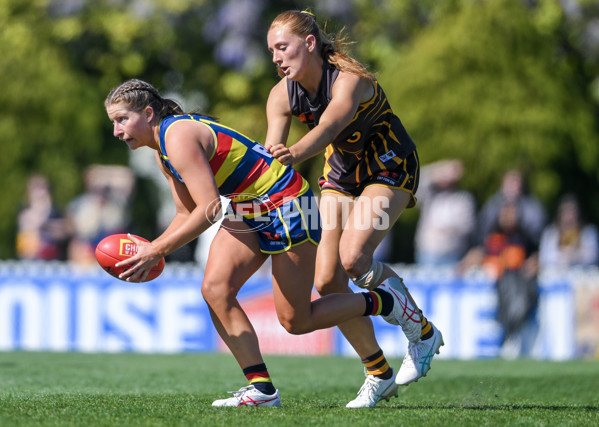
[95,234,165,282]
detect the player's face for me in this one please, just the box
[267,26,312,81]
[107,103,153,150]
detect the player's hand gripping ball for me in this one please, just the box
[95,234,165,282]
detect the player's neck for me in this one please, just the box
[298,57,324,97]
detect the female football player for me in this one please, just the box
[264,10,444,408]
[105,78,421,408]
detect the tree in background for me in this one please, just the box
[0,0,110,258]
[372,0,599,259]
[1,0,598,261]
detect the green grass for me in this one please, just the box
[0,352,597,426]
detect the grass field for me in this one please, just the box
[0,352,597,426]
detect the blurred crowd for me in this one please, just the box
[16,164,214,268]
[17,161,599,272]
[16,161,599,358]
[414,160,598,358]
[415,161,598,273]
[16,165,135,265]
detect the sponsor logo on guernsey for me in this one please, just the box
[378,176,396,186]
[298,112,314,123]
[376,171,400,186]
[379,150,397,163]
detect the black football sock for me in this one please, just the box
[243,363,276,395]
[362,289,394,317]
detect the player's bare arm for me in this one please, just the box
[276,73,369,166]
[264,78,293,152]
[116,122,221,281]
[152,122,222,255]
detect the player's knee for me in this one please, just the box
[278,314,311,335]
[339,247,369,278]
[201,277,235,307]
[200,282,218,307]
[314,271,339,295]
[314,280,332,296]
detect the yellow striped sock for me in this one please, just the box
[249,377,272,383]
[362,350,392,379]
[372,291,383,316]
[421,315,433,339]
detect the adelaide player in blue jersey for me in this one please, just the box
[105,79,424,407]
[265,10,444,407]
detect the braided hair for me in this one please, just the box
[269,10,375,81]
[104,79,184,119]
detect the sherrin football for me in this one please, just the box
[95,234,165,282]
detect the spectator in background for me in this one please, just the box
[539,194,599,269]
[461,169,547,358]
[414,159,476,268]
[477,169,546,250]
[16,173,70,260]
[462,201,540,359]
[66,165,135,265]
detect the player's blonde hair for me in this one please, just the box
[269,10,375,81]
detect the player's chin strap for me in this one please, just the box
[351,260,383,290]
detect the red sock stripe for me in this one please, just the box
[246,371,270,381]
[369,291,381,316]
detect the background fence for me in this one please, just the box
[1,261,597,360]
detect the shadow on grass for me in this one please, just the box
[357,404,599,411]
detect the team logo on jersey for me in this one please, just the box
[379,150,397,163]
[346,131,362,143]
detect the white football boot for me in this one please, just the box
[211,385,281,407]
[379,277,422,343]
[396,322,444,386]
[346,368,399,408]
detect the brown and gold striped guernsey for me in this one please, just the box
[287,62,417,192]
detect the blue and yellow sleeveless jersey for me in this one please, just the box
[157,114,310,216]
